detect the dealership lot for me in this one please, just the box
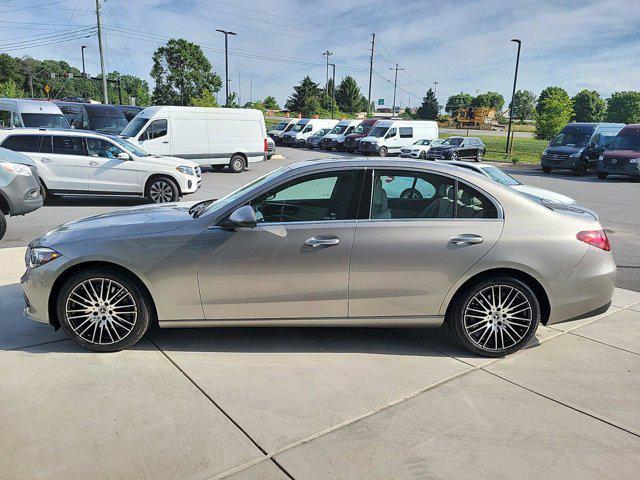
[1,147,639,479]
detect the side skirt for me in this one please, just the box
[159,315,445,328]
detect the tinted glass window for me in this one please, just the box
[399,127,413,138]
[1,135,41,152]
[456,182,498,219]
[141,119,167,140]
[86,138,124,158]
[372,170,455,219]
[386,128,397,138]
[21,113,69,128]
[249,171,360,223]
[12,112,23,127]
[52,136,85,156]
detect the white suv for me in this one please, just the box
[0,129,201,203]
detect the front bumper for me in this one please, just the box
[400,150,421,158]
[179,174,201,195]
[358,141,380,154]
[3,174,43,216]
[426,152,452,160]
[541,155,581,170]
[21,254,69,325]
[322,138,342,149]
[597,161,640,177]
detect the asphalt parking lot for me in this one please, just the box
[1,148,639,479]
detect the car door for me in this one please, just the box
[137,119,170,156]
[46,135,89,191]
[197,169,364,320]
[85,137,140,193]
[349,169,504,317]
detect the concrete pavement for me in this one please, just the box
[1,246,639,479]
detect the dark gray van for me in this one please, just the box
[55,102,129,135]
[541,122,625,175]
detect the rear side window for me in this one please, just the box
[456,182,498,219]
[52,136,85,156]
[2,135,44,153]
[399,127,413,138]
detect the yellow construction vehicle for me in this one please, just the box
[442,107,506,131]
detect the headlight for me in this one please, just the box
[630,158,640,164]
[542,149,548,156]
[0,161,33,176]
[176,166,195,175]
[26,247,61,269]
[598,155,604,161]
[569,152,581,158]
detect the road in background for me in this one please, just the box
[2,147,637,291]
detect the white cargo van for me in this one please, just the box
[120,106,267,173]
[282,118,338,147]
[320,119,361,150]
[270,119,300,145]
[358,120,438,157]
[0,98,69,129]
[267,118,296,142]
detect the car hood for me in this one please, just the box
[345,133,367,140]
[37,202,198,246]
[429,145,455,151]
[603,149,640,159]
[511,184,575,205]
[545,145,583,155]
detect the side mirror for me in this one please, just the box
[221,205,257,229]
[117,152,131,160]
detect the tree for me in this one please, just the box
[445,93,472,114]
[510,90,536,121]
[605,91,640,124]
[0,79,25,98]
[416,88,439,120]
[335,76,367,113]
[263,95,279,110]
[225,91,239,108]
[151,38,221,106]
[571,89,606,122]
[190,88,218,107]
[285,76,322,113]
[300,96,321,117]
[535,90,573,140]
[536,86,568,115]
[471,91,505,111]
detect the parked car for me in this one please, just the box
[0,128,201,203]
[400,139,444,159]
[541,122,625,176]
[343,118,378,152]
[359,120,438,157]
[268,119,297,145]
[597,124,640,179]
[54,102,130,135]
[116,105,143,122]
[282,118,338,147]
[0,147,43,240]
[305,128,332,149]
[22,159,615,357]
[426,136,485,161]
[266,136,276,159]
[0,98,69,129]
[120,106,268,173]
[321,119,361,150]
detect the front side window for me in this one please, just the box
[399,127,413,138]
[443,137,463,146]
[86,138,124,158]
[52,136,85,156]
[248,170,361,223]
[303,125,313,133]
[292,123,306,132]
[12,112,23,127]
[141,119,168,140]
[386,128,397,138]
[330,125,348,135]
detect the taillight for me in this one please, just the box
[264,138,268,152]
[577,230,610,251]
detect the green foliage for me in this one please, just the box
[571,89,606,122]
[151,38,222,106]
[225,92,239,108]
[301,96,321,117]
[243,101,266,112]
[416,88,439,120]
[510,90,536,121]
[263,95,279,110]
[536,86,568,115]
[471,91,505,111]
[190,88,218,107]
[0,79,24,98]
[334,75,367,113]
[605,91,640,124]
[285,76,322,112]
[535,89,573,140]
[445,93,472,113]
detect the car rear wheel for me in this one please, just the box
[379,146,388,157]
[450,276,541,357]
[146,177,179,203]
[229,154,246,173]
[542,166,552,173]
[419,150,427,159]
[0,211,6,241]
[450,152,458,161]
[56,269,152,352]
[597,172,608,179]
[475,150,484,162]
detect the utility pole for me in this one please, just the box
[322,50,333,95]
[506,38,522,154]
[390,63,404,117]
[433,81,438,96]
[238,72,241,106]
[367,33,375,116]
[95,0,108,104]
[329,63,336,119]
[215,29,237,107]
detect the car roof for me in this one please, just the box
[0,127,111,139]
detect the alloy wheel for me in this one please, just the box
[64,278,138,346]
[463,284,533,352]
[149,180,174,203]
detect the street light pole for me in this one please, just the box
[506,38,521,154]
[322,50,333,96]
[81,45,87,77]
[329,63,336,119]
[215,29,236,107]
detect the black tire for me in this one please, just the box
[419,150,427,160]
[597,172,608,179]
[146,176,179,203]
[211,164,226,171]
[297,139,305,148]
[575,161,586,176]
[450,151,458,161]
[0,211,6,241]
[542,166,552,173]
[449,276,541,357]
[56,268,152,352]
[475,150,484,162]
[229,155,246,173]
[379,146,388,157]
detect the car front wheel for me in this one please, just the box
[450,152,458,161]
[0,211,6,241]
[475,150,484,162]
[379,146,388,157]
[542,166,552,173]
[597,172,608,179]
[56,268,152,352]
[419,150,427,159]
[146,177,179,203]
[449,276,541,357]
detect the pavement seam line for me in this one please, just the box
[7,337,68,352]
[565,331,639,356]
[145,336,296,480]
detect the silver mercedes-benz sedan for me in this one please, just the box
[21,159,616,356]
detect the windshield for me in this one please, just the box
[607,134,640,151]
[89,115,129,134]
[368,126,388,137]
[292,123,307,132]
[550,131,590,148]
[414,139,431,145]
[442,137,463,146]
[482,166,520,186]
[330,125,348,134]
[314,128,330,137]
[109,136,150,157]
[21,113,69,128]
[353,124,371,134]
[120,117,148,137]
[284,123,296,132]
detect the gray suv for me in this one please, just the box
[0,147,43,240]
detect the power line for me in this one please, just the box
[0,33,95,52]
[0,26,93,44]
[0,0,72,14]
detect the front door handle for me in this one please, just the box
[162,141,169,144]
[305,236,340,247]
[40,157,53,163]
[449,234,484,245]
[89,161,100,166]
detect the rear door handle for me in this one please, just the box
[305,236,340,247]
[89,161,100,166]
[449,234,484,245]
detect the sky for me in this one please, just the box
[2,0,640,109]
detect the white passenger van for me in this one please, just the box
[267,118,296,142]
[120,106,267,173]
[281,118,338,147]
[0,98,70,129]
[320,119,361,150]
[358,120,439,157]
